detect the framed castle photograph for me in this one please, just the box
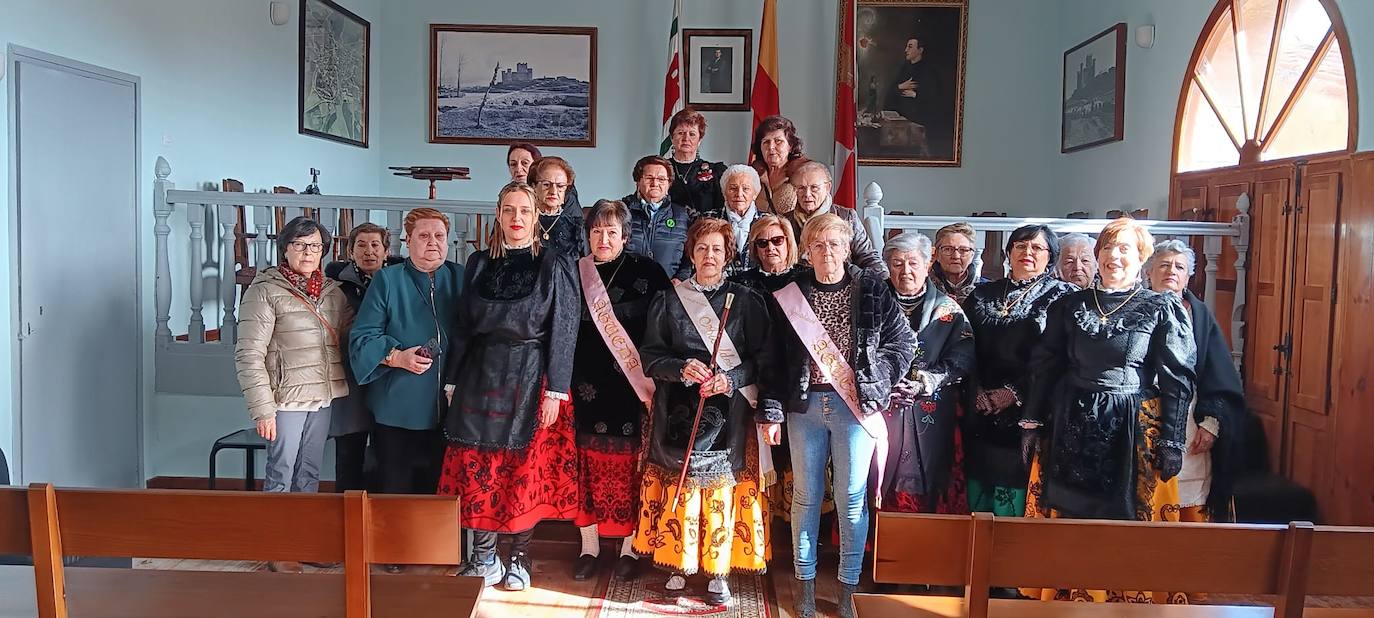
[1062,23,1127,153]
[429,24,598,147]
[683,29,752,112]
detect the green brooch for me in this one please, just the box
[666,218,677,228]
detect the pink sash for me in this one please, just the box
[578,256,656,405]
[773,281,889,507]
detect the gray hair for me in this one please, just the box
[791,160,833,183]
[1148,239,1196,275]
[277,215,333,265]
[882,232,933,264]
[719,164,761,194]
[1058,232,1095,253]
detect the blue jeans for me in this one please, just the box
[788,391,876,586]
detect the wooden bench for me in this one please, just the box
[0,484,480,618]
[860,512,1374,618]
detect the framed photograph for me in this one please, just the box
[1062,23,1126,153]
[429,24,598,147]
[854,0,968,167]
[683,29,752,112]
[298,0,370,148]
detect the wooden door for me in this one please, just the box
[1243,174,1293,469]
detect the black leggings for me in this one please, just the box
[471,530,536,561]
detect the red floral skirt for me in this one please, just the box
[572,443,640,537]
[437,399,579,533]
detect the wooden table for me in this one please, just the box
[0,565,483,617]
[852,593,1374,618]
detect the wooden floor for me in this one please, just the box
[130,523,1373,617]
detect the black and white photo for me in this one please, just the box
[683,29,752,111]
[1062,23,1126,153]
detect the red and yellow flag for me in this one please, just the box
[750,0,780,137]
[833,0,858,209]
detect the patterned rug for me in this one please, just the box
[587,567,777,618]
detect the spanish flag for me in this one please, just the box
[832,0,857,209]
[750,0,780,136]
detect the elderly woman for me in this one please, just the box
[666,108,727,217]
[930,222,986,304]
[962,225,1075,517]
[881,232,975,515]
[325,222,404,493]
[774,214,915,618]
[718,164,766,274]
[236,216,352,573]
[784,161,884,272]
[1018,220,1196,602]
[570,200,672,582]
[506,142,541,184]
[438,181,580,591]
[349,209,465,573]
[625,155,694,281]
[632,218,782,607]
[1147,239,1244,522]
[1055,232,1098,289]
[528,156,588,257]
[730,215,808,292]
[749,115,810,215]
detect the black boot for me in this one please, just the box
[838,582,858,618]
[794,578,816,618]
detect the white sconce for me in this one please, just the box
[269,1,291,26]
[1136,24,1156,49]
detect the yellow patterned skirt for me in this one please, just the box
[1021,397,1195,603]
[631,444,771,577]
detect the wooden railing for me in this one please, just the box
[151,157,1251,396]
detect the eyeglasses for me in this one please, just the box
[641,176,670,184]
[753,235,787,249]
[536,180,569,192]
[1011,241,1050,254]
[288,241,325,254]
[937,246,975,256]
[809,239,846,253]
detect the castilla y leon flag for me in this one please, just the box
[833,0,858,210]
[750,0,780,139]
[660,0,684,156]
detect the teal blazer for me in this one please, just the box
[349,259,464,430]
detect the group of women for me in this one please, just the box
[234,110,1246,614]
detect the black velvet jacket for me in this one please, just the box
[962,275,1076,486]
[538,187,588,258]
[774,264,916,413]
[668,157,727,218]
[444,247,580,450]
[1022,285,1197,519]
[1184,289,1246,519]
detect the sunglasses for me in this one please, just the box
[753,235,787,249]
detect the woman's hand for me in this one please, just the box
[681,359,713,385]
[761,423,782,446]
[699,373,732,398]
[387,346,433,375]
[976,387,1017,415]
[538,396,561,428]
[1190,427,1217,454]
[256,417,277,442]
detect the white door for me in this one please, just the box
[11,47,141,487]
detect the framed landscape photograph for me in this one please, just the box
[854,0,969,167]
[1062,23,1126,153]
[683,29,752,112]
[299,0,370,147]
[430,24,597,147]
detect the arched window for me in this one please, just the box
[1175,0,1356,173]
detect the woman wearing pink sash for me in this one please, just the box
[776,214,915,618]
[569,200,671,582]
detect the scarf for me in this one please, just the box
[279,265,324,302]
[929,261,978,303]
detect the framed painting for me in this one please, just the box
[1062,23,1126,153]
[429,24,598,147]
[854,0,969,167]
[683,29,752,112]
[299,0,370,147]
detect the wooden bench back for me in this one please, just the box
[873,512,1343,618]
[13,484,464,618]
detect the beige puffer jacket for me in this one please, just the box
[234,267,352,421]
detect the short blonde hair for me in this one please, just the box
[934,222,976,248]
[800,213,853,260]
[747,214,799,269]
[489,181,542,258]
[1095,217,1154,263]
[686,217,737,265]
[404,207,450,237]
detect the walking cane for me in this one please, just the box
[664,292,736,519]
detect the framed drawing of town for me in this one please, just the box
[299,0,370,147]
[429,24,598,147]
[1062,23,1126,153]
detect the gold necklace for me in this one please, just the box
[1093,284,1143,325]
[999,277,1042,317]
[598,253,626,284]
[537,208,563,241]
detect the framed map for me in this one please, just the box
[298,0,370,147]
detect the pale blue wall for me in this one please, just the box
[1051,0,1369,217]
[0,0,382,478]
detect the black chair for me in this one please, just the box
[208,428,268,490]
